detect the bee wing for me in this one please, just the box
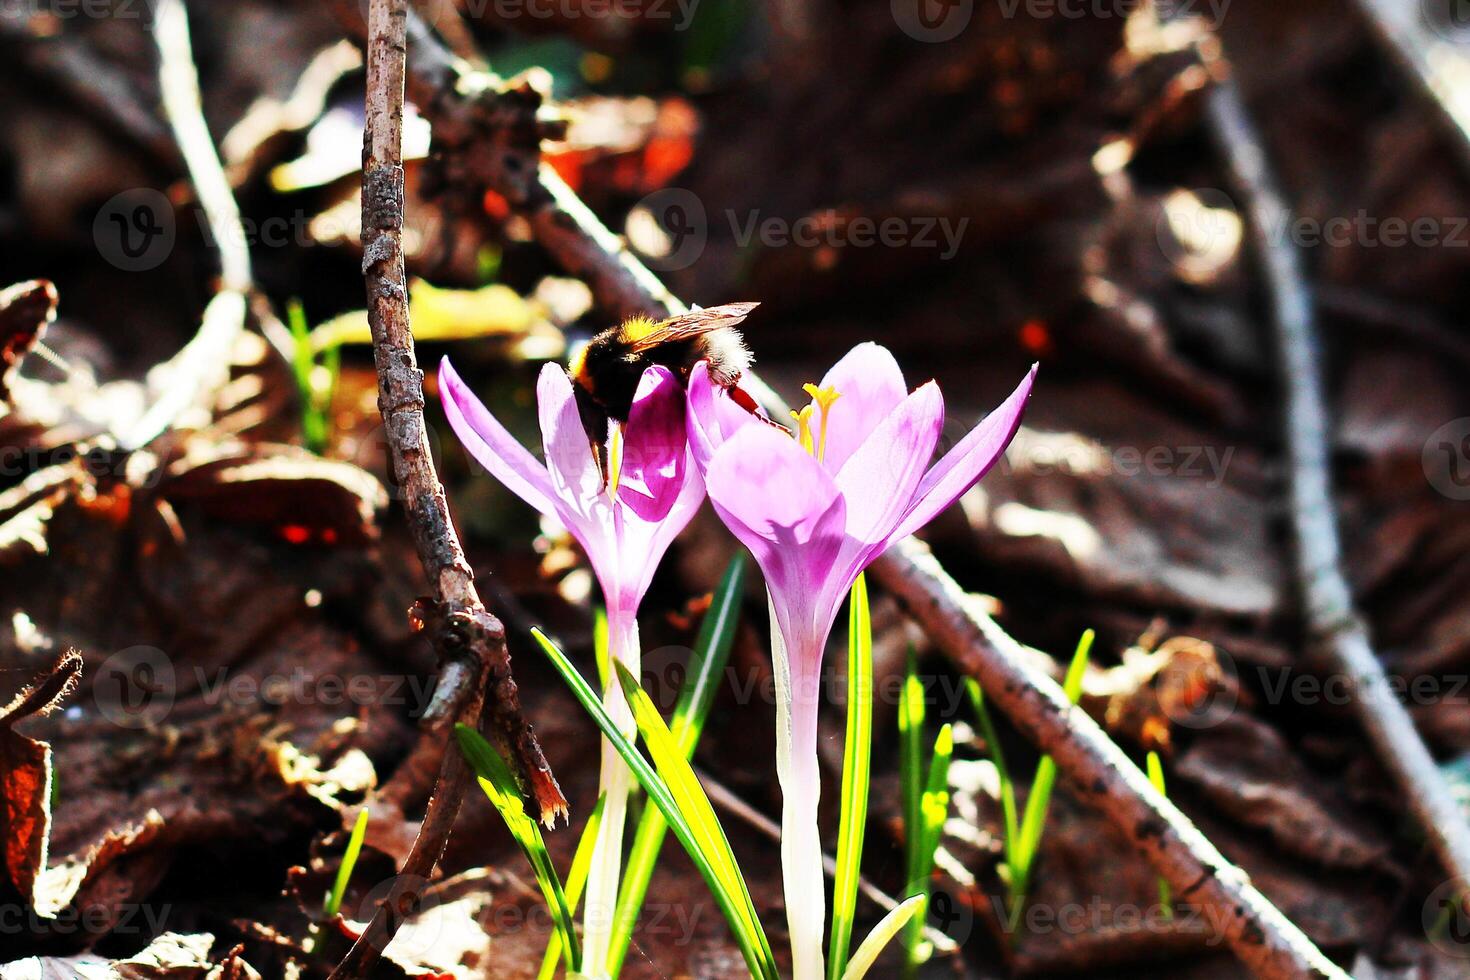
[623,302,759,353]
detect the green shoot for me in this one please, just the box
[608,555,746,977]
[287,299,339,455]
[455,725,580,975]
[323,807,369,919]
[828,573,873,980]
[1146,750,1173,919]
[842,896,926,980]
[969,629,1095,934]
[902,724,954,978]
[898,647,925,882]
[532,628,779,980]
[537,794,606,980]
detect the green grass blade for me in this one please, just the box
[1146,750,1173,919]
[532,628,778,980]
[614,662,774,972]
[841,896,926,980]
[898,647,925,879]
[608,555,746,978]
[903,724,954,976]
[537,793,605,980]
[593,606,611,694]
[456,724,581,974]
[1012,630,1094,912]
[828,573,873,980]
[965,679,1018,859]
[324,807,369,918]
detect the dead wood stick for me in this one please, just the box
[870,542,1344,980]
[1200,57,1470,907]
[124,0,248,453]
[328,2,564,977]
[328,12,1347,977]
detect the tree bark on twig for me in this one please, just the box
[329,8,1345,977]
[1200,48,1470,912]
[328,2,565,977]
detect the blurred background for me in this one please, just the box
[2,0,1470,976]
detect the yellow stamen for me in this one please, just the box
[802,383,842,463]
[608,423,625,497]
[789,405,816,456]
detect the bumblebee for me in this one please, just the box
[568,302,768,476]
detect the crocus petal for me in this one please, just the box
[439,356,557,515]
[706,425,848,645]
[617,366,689,523]
[810,342,908,472]
[614,447,706,609]
[536,363,603,518]
[686,360,757,471]
[887,365,1036,545]
[833,380,945,548]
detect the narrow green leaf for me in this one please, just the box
[615,662,771,964]
[898,647,925,879]
[1012,630,1094,913]
[538,794,605,980]
[531,628,778,980]
[904,724,954,976]
[965,679,1018,858]
[324,807,369,918]
[593,606,611,695]
[841,896,926,980]
[609,555,746,978]
[828,573,873,980]
[1146,750,1173,919]
[456,725,580,974]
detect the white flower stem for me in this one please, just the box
[769,596,827,980]
[582,609,640,977]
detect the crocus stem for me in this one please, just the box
[769,598,827,980]
[583,608,640,976]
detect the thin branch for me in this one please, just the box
[870,542,1345,980]
[123,0,249,453]
[1200,51,1470,908]
[332,12,1349,978]
[328,2,565,977]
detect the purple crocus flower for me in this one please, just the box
[687,343,1034,979]
[440,356,704,970]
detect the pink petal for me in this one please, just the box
[439,356,556,515]
[705,425,848,640]
[617,366,690,523]
[833,381,945,547]
[888,365,1036,544]
[810,342,908,472]
[614,447,707,609]
[537,363,602,517]
[686,361,757,471]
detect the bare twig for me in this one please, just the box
[870,542,1345,980]
[328,2,565,977]
[1200,52,1470,908]
[324,11,1349,977]
[124,0,249,453]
